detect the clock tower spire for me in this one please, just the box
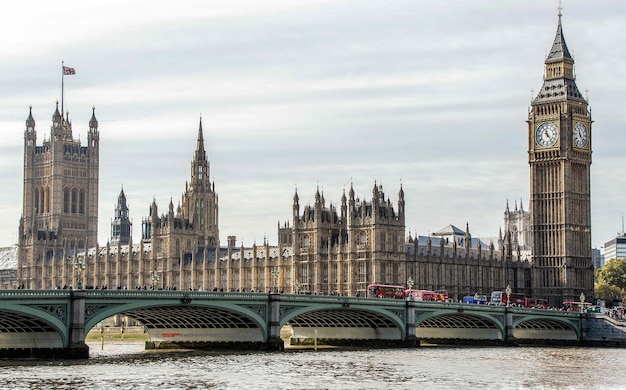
[527,6,593,307]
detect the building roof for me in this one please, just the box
[0,246,17,270]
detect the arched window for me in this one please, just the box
[79,189,85,214]
[45,187,50,213]
[64,188,70,213]
[71,189,77,214]
[34,188,40,214]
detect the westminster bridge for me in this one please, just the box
[0,290,624,358]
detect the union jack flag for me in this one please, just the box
[63,66,76,75]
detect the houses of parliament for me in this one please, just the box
[15,10,594,307]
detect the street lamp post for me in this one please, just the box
[271,267,280,293]
[74,258,86,290]
[151,271,160,290]
[505,284,512,307]
[294,280,301,294]
[580,292,586,313]
[407,276,414,291]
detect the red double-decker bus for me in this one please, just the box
[490,291,528,307]
[405,289,446,302]
[367,284,405,299]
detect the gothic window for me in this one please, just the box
[380,232,386,251]
[333,264,338,283]
[63,188,70,213]
[359,262,367,283]
[322,266,328,283]
[303,235,311,248]
[359,232,367,245]
[44,187,50,213]
[302,265,309,285]
[343,265,348,282]
[34,188,40,214]
[199,200,204,230]
[393,264,399,285]
[71,189,77,214]
[175,240,180,255]
[79,189,85,215]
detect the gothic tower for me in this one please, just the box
[181,117,219,248]
[110,187,132,246]
[528,9,593,306]
[18,104,100,289]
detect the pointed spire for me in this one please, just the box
[52,101,62,124]
[195,116,206,160]
[89,106,98,129]
[546,3,572,64]
[26,105,35,130]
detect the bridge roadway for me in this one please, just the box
[0,290,590,358]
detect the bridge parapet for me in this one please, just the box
[0,291,616,358]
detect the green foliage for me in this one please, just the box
[595,258,626,290]
[594,281,624,303]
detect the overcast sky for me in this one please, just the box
[1,0,625,252]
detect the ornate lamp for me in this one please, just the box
[294,280,301,294]
[580,292,586,313]
[151,271,160,290]
[74,258,86,290]
[271,267,280,293]
[505,284,512,307]
[407,276,414,290]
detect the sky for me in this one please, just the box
[0,0,625,252]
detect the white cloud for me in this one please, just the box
[1,0,625,252]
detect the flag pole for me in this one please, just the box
[61,60,65,114]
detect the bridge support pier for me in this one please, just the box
[266,293,285,351]
[404,300,420,348]
[67,290,90,359]
[503,308,518,346]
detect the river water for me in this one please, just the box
[0,341,623,389]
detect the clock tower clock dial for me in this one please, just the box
[535,122,558,147]
[527,8,593,307]
[574,122,588,148]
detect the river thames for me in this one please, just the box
[0,341,623,389]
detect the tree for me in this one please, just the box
[594,281,624,304]
[595,258,626,290]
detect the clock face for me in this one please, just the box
[574,122,588,148]
[535,122,558,148]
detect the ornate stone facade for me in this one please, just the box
[527,10,594,306]
[13,9,592,306]
[17,104,99,289]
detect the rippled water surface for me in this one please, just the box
[0,341,623,389]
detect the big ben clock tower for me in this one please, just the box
[528,7,593,307]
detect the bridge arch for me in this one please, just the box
[84,298,269,344]
[280,304,406,341]
[414,309,505,340]
[0,303,69,349]
[513,314,580,341]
